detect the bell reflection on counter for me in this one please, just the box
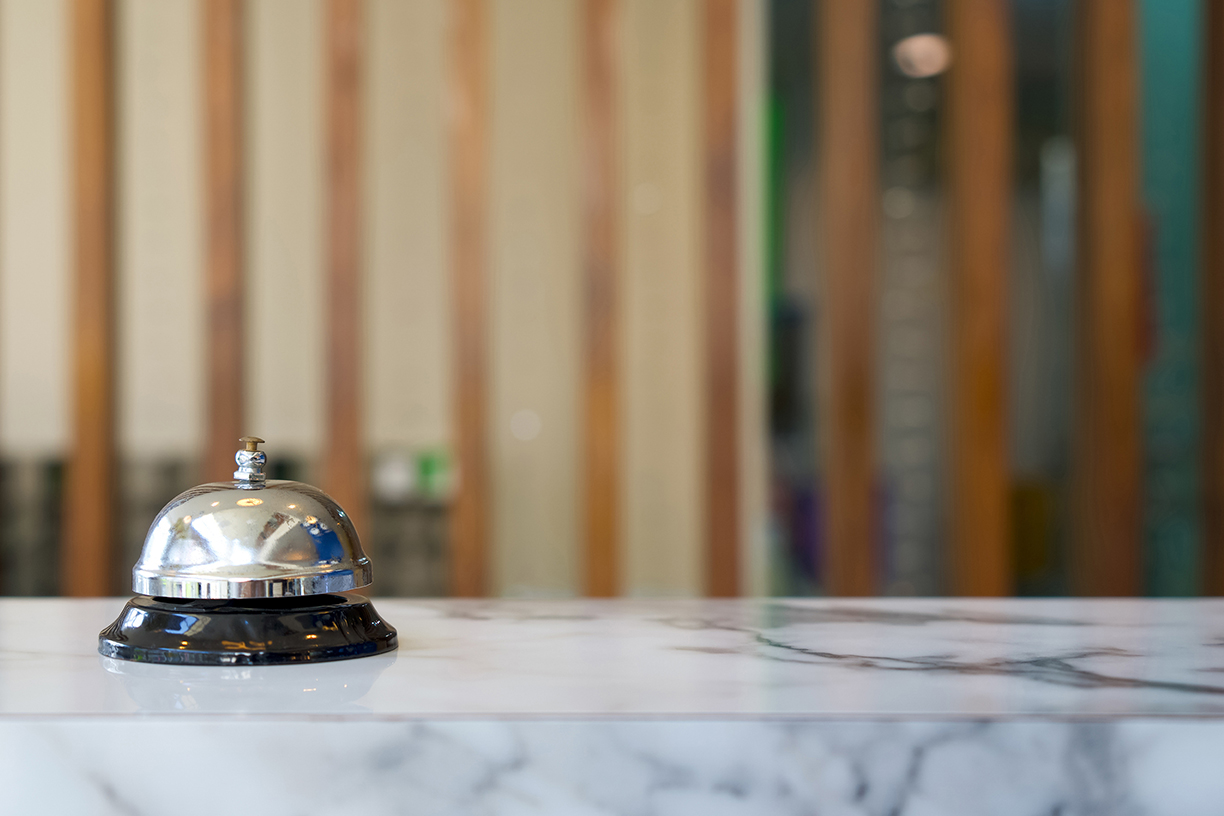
[99,652,395,711]
[99,437,397,665]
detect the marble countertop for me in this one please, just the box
[4,597,1224,719]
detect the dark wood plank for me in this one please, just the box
[945,0,1012,595]
[582,0,621,597]
[1203,0,1224,595]
[62,0,116,596]
[448,0,490,597]
[703,0,739,597]
[322,0,367,533]
[1072,0,1142,596]
[816,0,877,596]
[202,0,246,482]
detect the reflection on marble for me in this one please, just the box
[98,653,396,712]
[5,598,1224,813]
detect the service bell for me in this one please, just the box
[98,437,397,665]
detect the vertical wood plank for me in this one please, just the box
[365,0,449,457]
[1073,0,1142,596]
[0,0,71,596]
[118,1,204,462]
[737,0,769,597]
[203,0,245,481]
[945,0,1012,595]
[817,0,878,596]
[621,0,703,597]
[703,0,740,597]
[247,0,325,460]
[582,0,620,597]
[322,0,367,531]
[488,0,582,597]
[63,0,116,596]
[1203,0,1224,595]
[449,0,489,596]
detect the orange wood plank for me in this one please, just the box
[703,0,740,597]
[945,0,1013,596]
[202,0,246,482]
[448,0,490,596]
[816,0,877,596]
[1072,0,1142,596]
[62,0,116,596]
[581,0,621,597]
[1203,0,1224,595]
[322,0,367,533]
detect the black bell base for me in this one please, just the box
[98,593,397,666]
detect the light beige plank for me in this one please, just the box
[488,0,581,597]
[246,0,324,463]
[0,0,71,458]
[366,0,449,453]
[621,0,702,596]
[117,0,203,461]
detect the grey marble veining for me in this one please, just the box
[5,597,1224,717]
[5,718,1224,815]
[4,598,1224,814]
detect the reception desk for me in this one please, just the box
[3,597,1223,814]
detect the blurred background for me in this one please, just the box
[0,0,1217,599]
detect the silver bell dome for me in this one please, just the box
[131,437,372,600]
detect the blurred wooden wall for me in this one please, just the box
[5,0,766,597]
[2,0,1200,599]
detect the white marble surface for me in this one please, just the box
[3,597,1224,717]
[5,597,1224,815]
[5,718,1224,816]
